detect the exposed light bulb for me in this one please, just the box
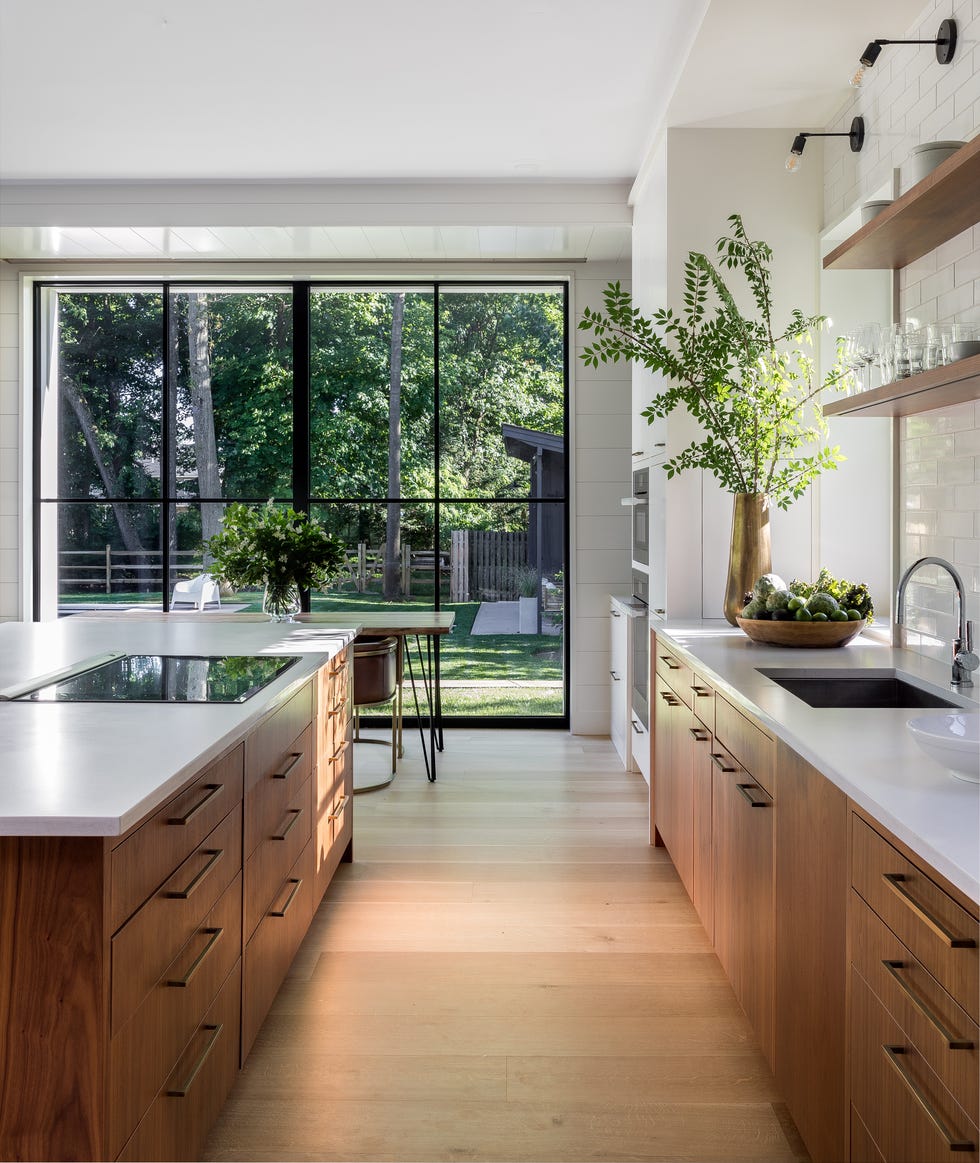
[785,152,803,173]
[849,64,867,87]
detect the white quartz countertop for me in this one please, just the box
[0,617,357,837]
[656,620,980,904]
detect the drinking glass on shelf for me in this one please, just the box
[856,323,881,391]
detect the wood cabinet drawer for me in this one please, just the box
[110,745,244,934]
[244,721,313,859]
[244,774,312,941]
[689,670,715,734]
[655,644,692,706]
[108,872,242,1159]
[851,815,979,1022]
[714,694,773,795]
[246,680,314,794]
[243,837,314,1061]
[851,889,978,1123]
[111,803,242,1036]
[850,1105,887,1163]
[850,966,978,1162]
[116,960,242,1163]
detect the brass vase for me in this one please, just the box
[723,492,772,625]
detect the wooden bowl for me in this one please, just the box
[735,616,866,648]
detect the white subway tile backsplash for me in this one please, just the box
[939,509,975,538]
[938,281,976,320]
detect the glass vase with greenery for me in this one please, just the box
[205,502,346,620]
[578,214,852,622]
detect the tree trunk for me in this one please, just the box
[186,294,225,559]
[383,293,405,601]
[60,376,147,586]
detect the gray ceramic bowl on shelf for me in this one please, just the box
[949,339,980,361]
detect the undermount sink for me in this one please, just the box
[758,668,963,710]
[907,712,980,783]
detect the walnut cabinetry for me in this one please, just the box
[0,647,354,1163]
[848,813,979,1162]
[649,630,980,1163]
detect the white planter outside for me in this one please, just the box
[518,595,538,634]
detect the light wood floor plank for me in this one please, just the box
[203,729,806,1163]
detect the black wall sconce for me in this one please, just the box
[785,116,865,173]
[850,19,957,87]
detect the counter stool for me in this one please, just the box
[352,635,400,793]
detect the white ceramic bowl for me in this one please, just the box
[949,340,980,361]
[907,711,980,783]
[860,200,892,225]
[902,140,966,188]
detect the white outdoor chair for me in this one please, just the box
[170,573,222,611]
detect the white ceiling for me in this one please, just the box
[0,0,928,262]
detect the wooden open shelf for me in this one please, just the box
[824,351,980,417]
[823,136,980,270]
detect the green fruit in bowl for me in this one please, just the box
[766,588,792,612]
[829,610,849,622]
[787,595,805,612]
[846,608,862,621]
[752,573,787,601]
[741,598,765,619]
[806,592,840,618]
[794,608,813,622]
[811,612,829,622]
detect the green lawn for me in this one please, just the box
[60,588,565,717]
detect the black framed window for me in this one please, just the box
[34,279,569,724]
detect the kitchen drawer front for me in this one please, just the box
[110,744,244,934]
[655,644,692,706]
[244,721,313,859]
[851,815,979,1022]
[714,694,773,796]
[689,670,715,734]
[242,837,314,1061]
[245,679,314,794]
[244,774,312,941]
[116,960,242,1163]
[850,1106,887,1163]
[850,966,978,1162]
[851,888,978,1122]
[111,803,242,1036]
[108,872,242,1159]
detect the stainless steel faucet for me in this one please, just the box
[895,556,978,689]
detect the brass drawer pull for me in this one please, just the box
[271,877,303,918]
[881,961,975,1050]
[165,848,223,900]
[690,685,712,698]
[272,807,304,841]
[329,740,350,764]
[168,783,221,826]
[711,753,736,773]
[735,782,769,808]
[168,928,223,989]
[272,752,302,781]
[882,1044,975,1151]
[659,655,680,670]
[328,794,350,822]
[688,727,710,742]
[659,691,680,706]
[883,873,978,949]
[329,659,347,677]
[167,1023,223,1098]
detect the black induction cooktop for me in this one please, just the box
[16,654,300,703]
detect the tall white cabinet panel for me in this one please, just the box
[609,598,633,770]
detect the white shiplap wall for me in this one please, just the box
[824,0,980,656]
[0,263,19,621]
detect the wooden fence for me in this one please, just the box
[450,529,528,602]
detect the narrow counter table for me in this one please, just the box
[297,611,455,782]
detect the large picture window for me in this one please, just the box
[34,280,568,723]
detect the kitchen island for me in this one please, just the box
[0,615,357,1162]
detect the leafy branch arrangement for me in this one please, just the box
[205,502,346,606]
[579,214,851,510]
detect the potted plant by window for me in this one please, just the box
[579,214,851,623]
[512,564,540,634]
[205,502,346,620]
